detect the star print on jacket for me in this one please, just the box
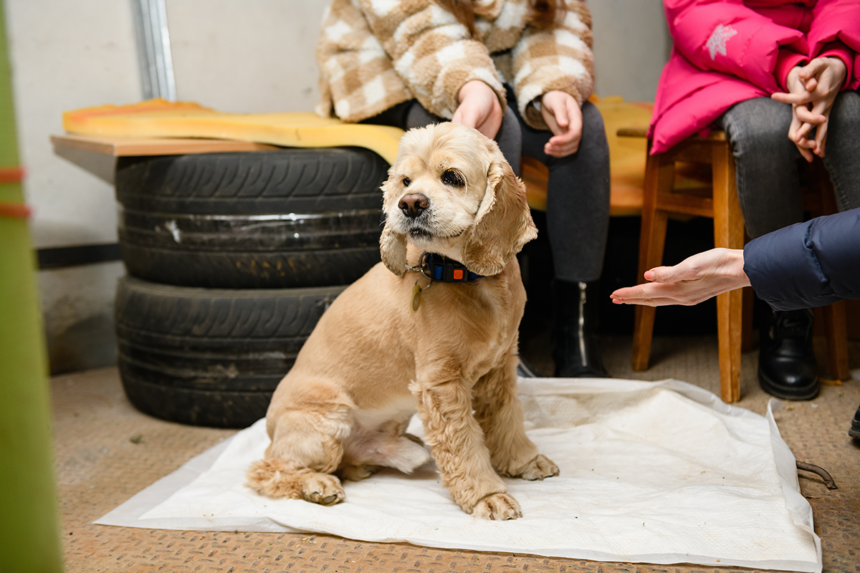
[707,24,738,60]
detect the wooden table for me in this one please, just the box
[51,134,280,184]
[53,132,645,217]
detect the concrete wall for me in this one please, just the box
[7,1,139,248]
[590,0,671,101]
[6,0,670,374]
[165,0,670,110]
[5,0,140,373]
[167,0,327,113]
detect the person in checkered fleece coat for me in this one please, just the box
[316,0,612,379]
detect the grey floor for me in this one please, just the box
[53,335,860,572]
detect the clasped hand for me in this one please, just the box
[453,81,582,158]
[772,57,846,161]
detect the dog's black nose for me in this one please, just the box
[399,193,430,218]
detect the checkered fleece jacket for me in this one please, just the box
[315,0,595,130]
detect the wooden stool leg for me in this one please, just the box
[712,143,743,403]
[741,286,756,352]
[632,149,674,371]
[631,290,662,371]
[807,164,850,381]
[822,301,850,380]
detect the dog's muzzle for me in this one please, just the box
[399,193,430,219]
[408,227,433,239]
[395,193,434,238]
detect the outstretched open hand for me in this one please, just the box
[610,248,750,307]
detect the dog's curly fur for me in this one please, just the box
[246,123,558,520]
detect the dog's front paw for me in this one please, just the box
[301,473,345,506]
[472,493,522,521]
[516,454,559,481]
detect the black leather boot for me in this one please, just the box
[551,280,610,378]
[758,308,819,400]
[849,403,860,439]
[516,356,541,378]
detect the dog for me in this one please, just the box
[246,122,559,520]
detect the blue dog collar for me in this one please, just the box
[420,252,482,283]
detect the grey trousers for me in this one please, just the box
[392,97,610,283]
[716,92,860,239]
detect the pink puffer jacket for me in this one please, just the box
[649,0,860,154]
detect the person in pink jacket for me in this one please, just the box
[651,0,860,401]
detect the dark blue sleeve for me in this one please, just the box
[743,208,860,311]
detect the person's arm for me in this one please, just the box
[663,0,804,93]
[316,0,413,122]
[743,208,860,311]
[806,0,860,91]
[815,41,855,90]
[768,2,859,161]
[355,0,506,122]
[771,0,859,160]
[511,0,594,133]
[610,208,860,311]
[452,80,505,140]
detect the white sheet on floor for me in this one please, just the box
[96,378,822,572]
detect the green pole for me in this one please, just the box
[0,0,64,571]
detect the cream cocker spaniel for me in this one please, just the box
[246,122,559,520]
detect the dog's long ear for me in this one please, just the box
[380,223,408,276]
[379,175,409,276]
[461,146,538,276]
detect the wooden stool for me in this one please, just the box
[621,127,849,403]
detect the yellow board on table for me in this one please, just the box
[64,99,404,165]
[64,97,689,215]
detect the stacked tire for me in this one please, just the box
[114,148,389,428]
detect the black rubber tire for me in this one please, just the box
[115,276,346,428]
[115,148,387,288]
[115,148,388,214]
[118,208,383,288]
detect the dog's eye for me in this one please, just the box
[442,170,465,188]
[403,177,411,188]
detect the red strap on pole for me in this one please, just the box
[0,167,30,218]
[0,200,31,219]
[0,166,25,183]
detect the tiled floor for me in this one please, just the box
[54,336,860,572]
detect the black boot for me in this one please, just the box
[849,403,860,439]
[516,356,541,378]
[551,279,610,378]
[758,308,819,400]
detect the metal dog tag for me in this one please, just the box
[411,283,422,313]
